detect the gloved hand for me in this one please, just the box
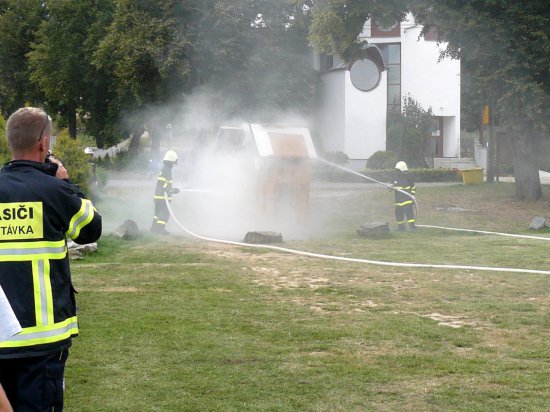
[170,187,180,195]
[387,184,395,191]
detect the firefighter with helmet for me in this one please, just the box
[151,150,180,234]
[390,161,416,231]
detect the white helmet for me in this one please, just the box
[163,150,178,163]
[395,161,408,171]
[84,147,94,155]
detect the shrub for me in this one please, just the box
[313,164,461,184]
[323,151,349,165]
[386,95,433,168]
[366,150,398,170]
[52,129,91,192]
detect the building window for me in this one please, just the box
[319,53,334,71]
[376,43,401,109]
[371,17,400,38]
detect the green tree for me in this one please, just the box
[28,0,110,138]
[93,0,192,152]
[184,0,317,118]
[0,0,45,116]
[411,0,549,200]
[94,0,191,106]
[308,0,409,61]
[387,95,433,167]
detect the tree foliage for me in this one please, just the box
[0,0,45,116]
[387,95,433,168]
[308,0,409,61]
[0,0,317,151]
[411,0,549,200]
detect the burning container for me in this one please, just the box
[215,123,317,222]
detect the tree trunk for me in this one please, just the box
[68,106,77,139]
[129,127,144,153]
[512,133,542,201]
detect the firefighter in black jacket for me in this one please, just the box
[0,107,102,411]
[151,150,180,234]
[391,161,416,231]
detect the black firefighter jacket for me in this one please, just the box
[0,160,102,358]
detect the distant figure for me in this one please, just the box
[390,161,416,231]
[151,150,180,234]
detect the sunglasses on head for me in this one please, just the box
[37,114,51,142]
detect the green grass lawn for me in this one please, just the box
[66,181,550,411]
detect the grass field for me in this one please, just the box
[66,179,550,411]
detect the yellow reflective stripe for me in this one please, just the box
[158,177,168,183]
[396,219,406,224]
[0,240,67,261]
[0,317,78,348]
[407,218,416,223]
[44,259,54,325]
[395,200,413,207]
[66,199,94,239]
[156,220,167,225]
[153,196,172,200]
[32,259,54,327]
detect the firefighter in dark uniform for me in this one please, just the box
[151,150,180,234]
[391,161,416,231]
[0,107,102,411]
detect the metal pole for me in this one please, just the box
[487,104,495,183]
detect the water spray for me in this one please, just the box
[316,157,418,217]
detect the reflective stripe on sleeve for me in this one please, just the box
[66,199,95,239]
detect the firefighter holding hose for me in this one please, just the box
[150,150,180,234]
[389,161,416,231]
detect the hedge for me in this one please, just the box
[313,165,462,183]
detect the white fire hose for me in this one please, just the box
[164,192,550,276]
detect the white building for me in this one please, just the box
[314,14,461,170]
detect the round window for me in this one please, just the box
[349,59,381,92]
[373,18,398,32]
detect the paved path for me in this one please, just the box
[498,170,550,185]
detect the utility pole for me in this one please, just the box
[487,104,495,183]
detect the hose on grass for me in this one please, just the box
[165,194,550,276]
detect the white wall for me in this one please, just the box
[400,21,461,157]
[359,14,461,159]
[315,14,461,167]
[344,70,387,161]
[316,70,346,153]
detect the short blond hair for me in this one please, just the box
[6,107,52,152]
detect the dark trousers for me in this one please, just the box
[0,349,68,412]
[395,203,415,228]
[151,199,170,230]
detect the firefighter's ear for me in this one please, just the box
[38,136,49,159]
